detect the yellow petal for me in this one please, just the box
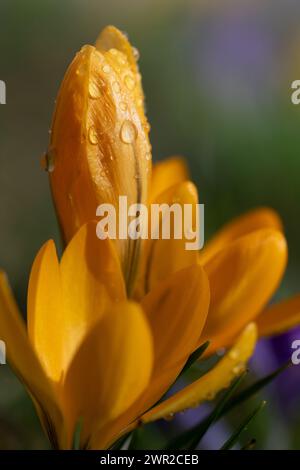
[142,264,209,370]
[88,265,210,449]
[60,223,124,372]
[62,301,153,447]
[27,240,63,381]
[0,272,65,448]
[150,156,189,202]
[137,181,200,295]
[137,264,210,410]
[141,323,257,424]
[95,25,145,123]
[28,223,125,382]
[49,33,151,286]
[256,294,300,337]
[202,229,287,353]
[199,207,283,265]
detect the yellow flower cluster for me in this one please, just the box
[1,26,299,449]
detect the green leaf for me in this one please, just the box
[128,428,143,450]
[179,341,210,376]
[220,361,291,417]
[72,417,83,450]
[111,432,132,450]
[164,371,247,450]
[220,401,266,450]
[165,361,288,450]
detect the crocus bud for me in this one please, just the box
[46,26,152,288]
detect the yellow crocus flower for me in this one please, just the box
[0,26,298,450]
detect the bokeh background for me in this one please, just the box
[0,0,300,449]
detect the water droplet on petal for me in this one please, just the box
[206,391,216,400]
[145,152,151,161]
[112,81,121,93]
[109,48,118,56]
[232,362,245,375]
[144,121,151,133]
[120,120,137,144]
[164,413,174,422]
[217,347,226,356]
[132,47,140,61]
[229,350,239,360]
[124,74,135,91]
[102,64,110,73]
[117,54,126,65]
[89,82,101,99]
[88,126,98,145]
[120,102,127,112]
[41,149,56,173]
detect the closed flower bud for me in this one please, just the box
[47,26,152,287]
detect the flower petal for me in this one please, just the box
[138,181,200,295]
[62,301,153,447]
[256,294,300,337]
[88,264,210,449]
[138,264,210,409]
[27,240,63,380]
[0,272,64,448]
[95,25,145,123]
[142,264,210,371]
[199,208,283,265]
[49,37,151,286]
[60,223,116,374]
[150,156,189,201]
[28,223,125,382]
[141,323,257,424]
[202,229,287,353]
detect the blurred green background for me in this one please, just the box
[0,0,300,449]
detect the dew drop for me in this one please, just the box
[229,350,239,360]
[41,149,56,173]
[124,74,135,91]
[88,126,98,145]
[145,152,151,161]
[109,48,118,56]
[164,413,174,422]
[89,82,102,99]
[132,47,140,61]
[112,81,121,93]
[120,120,137,144]
[117,54,126,65]
[217,347,226,357]
[102,64,110,73]
[144,121,151,133]
[120,102,127,112]
[232,362,245,375]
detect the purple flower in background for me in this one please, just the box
[251,327,300,415]
[190,3,280,110]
